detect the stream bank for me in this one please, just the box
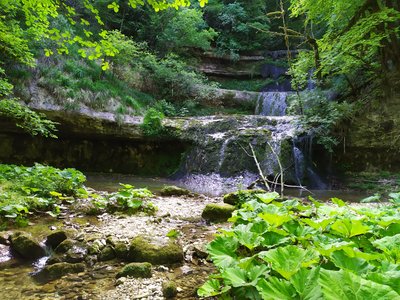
[0,191,229,300]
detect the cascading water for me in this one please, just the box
[255,92,288,116]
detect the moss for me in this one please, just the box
[201,203,235,222]
[223,189,265,206]
[162,281,178,298]
[45,230,68,249]
[9,232,46,260]
[35,262,85,282]
[160,185,191,196]
[114,242,129,259]
[128,236,183,264]
[98,245,116,261]
[116,262,152,278]
[54,239,75,254]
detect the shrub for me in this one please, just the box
[141,108,165,136]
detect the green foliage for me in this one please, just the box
[204,0,270,59]
[198,192,400,299]
[287,90,353,151]
[141,108,165,136]
[289,0,400,83]
[0,163,86,226]
[157,8,217,54]
[0,98,58,137]
[106,183,156,215]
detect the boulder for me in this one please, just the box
[223,189,265,206]
[54,239,75,254]
[162,281,178,298]
[128,236,183,265]
[114,242,129,260]
[202,203,235,222]
[45,231,68,249]
[34,262,85,282]
[9,232,46,260]
[98,245,115,261]
[116,262,152,279]
[160,185,191,197]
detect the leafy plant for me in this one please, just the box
[198,192,400,299]
[141,108,165,136]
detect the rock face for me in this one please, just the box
[201,203,235,222]
[116,262,152,279]
[128,236,183,265]
[9,232,46,260]
[0,104,302,183]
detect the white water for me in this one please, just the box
[255,92,289,116]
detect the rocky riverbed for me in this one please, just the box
[0,191,231,300]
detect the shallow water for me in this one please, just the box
[86,172,371,202]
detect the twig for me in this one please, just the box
[248,143,271,191]
[266,141,284,197]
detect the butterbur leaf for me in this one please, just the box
[256,192,279,204]
[234,224,263,250]
[258,212,291,227]
[197,279,230,297]
[367,269,400,294]
[302,217,332,231]
[330,250,373,275]
[319,269,400,300]
[259,245,320,280]
[331,218,370,238]
[207,236,238,269]
[221,268,248,287]
[256,277,296,300]
[289,267,322,300]
[372,234,400,262]
[331,197,346,207]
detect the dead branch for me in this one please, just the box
[248,143,271,191]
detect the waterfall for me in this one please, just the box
[217,137,234,172]
[255,92,288,116]
[292,145,305,185]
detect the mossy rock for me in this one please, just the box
[98,245,115,261]
[162,281,178,298]
[128,236,183,264]
[116,262,152,278]
[223,189,265,206]
[54,239,75,254]
[160,185,191,196]
[9,232,46,260]
[45,231,68,249]
[202,203,235,222]
[34,262,85,282]
[114,242,129,260]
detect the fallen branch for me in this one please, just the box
[248,143,271,191]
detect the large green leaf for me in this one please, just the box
[261,231,290,248]
[372,234,400,262]
[256,192,279,204]
[331,218,370,238]
[207,236,239,268]
[289,267,323,300]
[197,279,231,297]
[234,224,264,250]
[319,269,400,300]
[222,268,248,287]
[259,245,320,280]
[330,250,372,275]
[256,277,296,300]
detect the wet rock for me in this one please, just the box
[9,232,46,260]
[55,239,75,254]
[45,230,68,249]
[65,246,87,263]
[223,189,265,205]
[128,236,183,265]
[0,231,10,245]
[116,262,152,278]
[98,245,115,261]
[160,186,191,197]
[34,262,85,282]
[162,281,178,298]
[114,242,129,259]
[201,203,235,222]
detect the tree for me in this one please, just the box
[0,0,208,135]
[288,0,400,87]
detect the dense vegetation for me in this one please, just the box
[199,192,400,299]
